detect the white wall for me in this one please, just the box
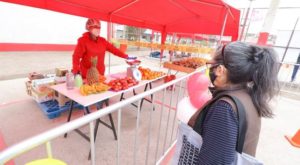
[0,2,108,44]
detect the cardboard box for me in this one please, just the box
[32,77,55,93]
[55,68,68,77]
[31,87,54,103]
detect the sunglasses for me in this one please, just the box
[221,44,228,67]
[206,44,228,69]
[206,62,221,70]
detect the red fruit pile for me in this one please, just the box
[164,75,176,90]
[164,75,176,83]
[138,67,165,80]
[172,57,206,69]
[108,77,138,91]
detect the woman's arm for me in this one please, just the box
[104,39,128,59]
[197,100,238,165]
[72,38,86,73]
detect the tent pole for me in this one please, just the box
[244,8,254,41]
[281,17,299,63]
[150,30,154,52]
[110,0,139,15]
[160,29,167,68]
[107,19,112,74]
[240,0,254,41]
[170,33,176,61]
[218,11,228,46]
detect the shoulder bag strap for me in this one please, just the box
[192,93,247,153]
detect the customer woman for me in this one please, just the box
[188,41,279,164]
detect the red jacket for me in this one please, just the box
[72,32,128,78]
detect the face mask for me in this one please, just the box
[209,67,217,85]
[90,28,100,37]
[208,86,216,95]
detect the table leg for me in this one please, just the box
[149,82,153,102]
[93,100,105,142]
[104,99,109,106]
[133,89,137,95]
[64,100,74,138]
[120,93,125,101]
[65,105,91,140]
[96,101,104,110]
[88,99,117,160]
[130,89,141,108]
[120,91,139,108]
[66,100,74,122]
[139,84,148,109]
[139,82,155,111]
[149,82,155,111]
[103,99,117,140]
[84,107,91,115]
[93,101,105,142]
[108,113,118,140]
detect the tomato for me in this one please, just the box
[128,83,133,87]
[108,76,139,91]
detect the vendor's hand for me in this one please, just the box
[72,69,80,75]
[127,55,137,60]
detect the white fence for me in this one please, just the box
[0,68,205,165]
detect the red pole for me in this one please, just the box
[257,0,280,46]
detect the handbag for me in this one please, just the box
[172,93,263,165]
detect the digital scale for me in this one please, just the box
[126,59,142,81]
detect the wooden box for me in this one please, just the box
[163,62,196,73]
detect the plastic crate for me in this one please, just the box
[38,100,83,119]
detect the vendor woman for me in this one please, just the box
[72,18,132,78]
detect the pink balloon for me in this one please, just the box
[187,73,210,96]
[177,97,197,124]
[189,90,212,109]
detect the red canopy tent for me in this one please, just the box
[1,0,239,39]
[1,0,239,62]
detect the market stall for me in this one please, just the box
[11,0,241,116]
[26,63,165,117]
[2,0,240,162]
